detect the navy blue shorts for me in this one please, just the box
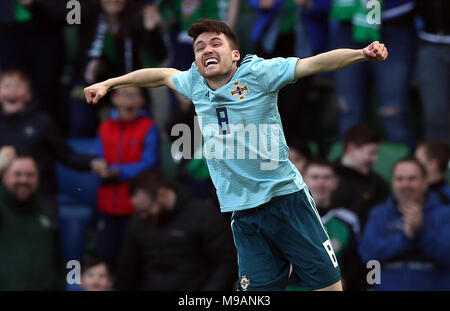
[231,188,341,291]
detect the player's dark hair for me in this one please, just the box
[342,124,381,152]
[188,18,240,50]
[393,157,427,178]
[418,140,450,174]
[82,256,112,276]
[0,69,33,93]
[288,139,311,160]
[303,158,335,175]
[129,168,172,198]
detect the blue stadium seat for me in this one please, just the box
[56,138,99,207]
[56,138,99,263]
[58,204,94,263]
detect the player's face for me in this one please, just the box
[304,165,338,207]
[392,162,428,204]
[193,32,240,80]
[0,76,31,115]
[111,87,144,121]
[81,263,113,291]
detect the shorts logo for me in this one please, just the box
[240,275,250,291]
[230,82,248,100]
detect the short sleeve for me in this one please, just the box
[172,66,194,100]
[251,56,299,93]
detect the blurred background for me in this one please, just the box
[0,0,448,291]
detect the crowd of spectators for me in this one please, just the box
[0,0,448,291]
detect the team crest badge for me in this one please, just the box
[240,275,250,291]
[230,82,248,100]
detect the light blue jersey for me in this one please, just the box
[173,54,306,212]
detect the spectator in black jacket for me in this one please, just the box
[0,69,105,211]
[332,124,390,229]
[115,168,237,291]
[0,0,67,123]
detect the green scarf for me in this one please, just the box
[352,0,382,43]
[14,1,32,23]
[330,0,382,43]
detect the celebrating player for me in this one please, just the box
[84,18,388,291]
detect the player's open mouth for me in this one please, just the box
[204,58,219,68]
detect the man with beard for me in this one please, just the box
[115,168,237,290]
[0,153,65,290]
[359,158,450,290]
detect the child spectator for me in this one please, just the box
[93,86,159,269]
[80,257,114,291]
[0,69,104,212]
[332,124,390,229]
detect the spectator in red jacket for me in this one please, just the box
[92,86,159,269]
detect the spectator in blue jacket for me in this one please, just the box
[415,140,450,204]
[359,157,450,291]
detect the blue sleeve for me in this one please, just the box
[94,135,103,158]
[110,125,159,181]
[252,56,299,93]
[358,208,414,264]
[249,0,261,10]
[417,208,450,268]
[172,67,194,100]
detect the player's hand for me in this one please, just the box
[362,41,388,61]
[84,82,109,104]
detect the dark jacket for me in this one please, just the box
[332,160,390,229]
[430,180,450,205]
[0,0,66,25]
[358,192,450,291]
[0,106,95,195]
[0,184,65,290]
[416,0,450,36]
[74,0,168,83]
[115,183,237,291]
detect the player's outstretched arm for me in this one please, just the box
[294,41,388,80]
[84,68,181,104]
